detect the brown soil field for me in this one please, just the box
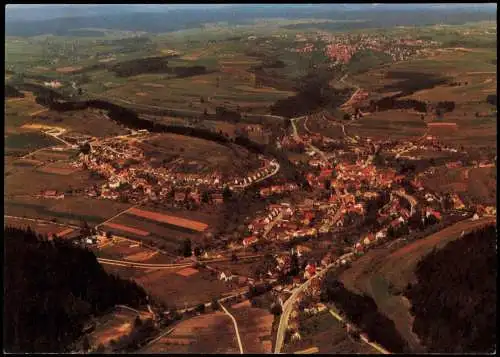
[142,83,165,88]
[339,216,496,352]
[108,212,211,256]
[102,222,150,236]
[143,312,239,353]
[56,227,75,237]
[208,261,258,278]
[127,207,208,232]
[56,66,83,73]
[5,166,101,196]
[422,166,496,205]
[37,164,79,176]
[176,267,200,277]
[123,250,159,262]
[229,299,274,353]
[4,196,131,226]
[135,92,148,97]
[131,267,236,308]
[95,237,160,261]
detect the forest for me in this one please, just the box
[406,224,496,353]
[4,226,148,353]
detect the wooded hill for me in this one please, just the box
[4,226,148,353]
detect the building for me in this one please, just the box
[243,236,259,248]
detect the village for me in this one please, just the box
[291,31,438,64]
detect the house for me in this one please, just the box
[174,192,186,202]
[212,193,224,204]
[471,213,480,221]
[243,236,259,248]
[362,233,375,246]
[304,263,316,279]
[219,272,234,282]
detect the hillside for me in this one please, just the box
[406,224,496,353]
[3,226,148,353]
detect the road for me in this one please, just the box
[219,301,244,354]
[274,203,345,354]
[88,90,285,122]
[290,117,329,162]
[393,190,418,216]
[96,253,265,269]
[327,308,390,354]
[95,205,137,230]
[262,210,284,239]
[4,215,81,229]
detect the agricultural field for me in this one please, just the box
[345,111,427,141]
[94,236,171,264]
[4,196,132,226]
[338,216,496,353]
[422,166,496,206]
[28,108,129,138]
[283,310,378,354]
[4,162,99,196]
[106,265,237,309]
[228,300,274,353]
[3,216,76,238]
[142,312,239,353]
[139,133,262,174]
[4,131,59,158]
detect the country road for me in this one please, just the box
[290,116,329,162]
[97,253,265,269]
[4,215,81,229]
[219,301,244,354]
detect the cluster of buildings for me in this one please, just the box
[318,32,437,64]
[73,136,278,207]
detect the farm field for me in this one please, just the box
[3,216,75,238]
[127,207,208,232]
[29,108,128,138]
[4,196,132,226]
[284,310,378,354]
[338,215,496,352]
[422,166,496,206]
[94,236,171,263]
[139,133,261,174]
[4,91,49,130]
[105,214,196,255]
[207,261,258,279]
[112,266,237,309]
[4,164,101,196]
[345,111,427,141]
[228,299,274,353]
[142,312,239,354]
[5,131,59,158]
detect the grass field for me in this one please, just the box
[338,215,496,353]
[142,312,239,353]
